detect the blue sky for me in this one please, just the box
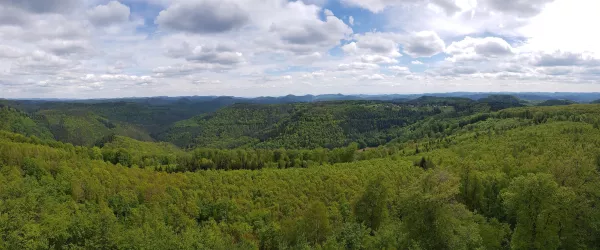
[0,0,599,98]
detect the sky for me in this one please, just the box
[1,0,599,98]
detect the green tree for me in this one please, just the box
[355,176,388,231]
[300,202,332,246]
[502,173,562,250]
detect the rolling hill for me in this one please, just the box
[0,102,599,248]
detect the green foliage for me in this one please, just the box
[0,107,53,140]
[160,101,459,149]
[502,174,579,250]
[37,109,153,146]
[537,99,577,106]
[478,95,527,111]
[0,100,600,249]
[355,176,389,232]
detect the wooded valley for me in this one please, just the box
[0,95,599,249]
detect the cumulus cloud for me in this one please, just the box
[0,0,78,13]
[446,36,514,62]
[0,45,25,58]
[0,6,32,26]
[403,31,445,58]
[39,39,92,56]
[343,33,401,57]
[341,0,461,15]
[193,78,222,84]
[295,52,323,64]
[341,42,358,54]
[269,8,351,46]
[259,75,294,83]
[532,51,600,67]
[162,39,245,67]
[433,66,479,76]
[10,50,75,75]
[359,74,385,80]
[87,1,130,27]
[482,0,555,18]
[153,64,230,77]
[81,73,155,85]
[361,55,398,64]
[301,71,326,79]
[187,45,245,65]
[337,62,379,71]
[388,66,411,75]
[2,0,600,98]
[242,2,352,57]
[536,66,573,76]
[156,0,250,34]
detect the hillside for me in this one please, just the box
[34,109,153,146]
[0,94,547,148]
[0,103,599,248]
[0,106,53,140]
[537,99,578,106]
[477,94,527,111]
[159,101,457,149]
[159,95,533,149]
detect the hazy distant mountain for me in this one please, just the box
[5,92,600,104]
[537,99,578,106]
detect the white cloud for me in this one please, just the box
[519,0,600,54]
[343,32,401,57]
[445,36,513,62]
[153,63,231,77]
[156,0,250,34]
[0,0,79,14]
[337,62,379,71]
[87,1,130,27]
[39,39,92,56]
[482,0,555,18]
[388,66,411,75]
[382,0,557,39]
[361,54,398,64]
[532,51,600,67]
[187,44,245,66]
[269,7,351,47]
[341,0,461,15]
[359,74,385,80]
[403,31,445,58]
[192,78,222,85]
[2,0,600,98]
[301,71,326,79]
[0,45,26,58]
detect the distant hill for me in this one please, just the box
[158,100,456,149]
[0,106,53,140]
[35,109,153,146]
[537,99,578,106]
[158,96,530,149]
[477,95,527,111]
[0,93,595,147]
[7,92,600,104]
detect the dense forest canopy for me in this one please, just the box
[0,94,599,249]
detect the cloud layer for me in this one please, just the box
[0,0,599,98]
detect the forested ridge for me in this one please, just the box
[0,96,599,249]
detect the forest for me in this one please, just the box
[0,94,599,249]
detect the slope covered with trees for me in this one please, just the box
[537,99,578,106]
[0,106,53,140]
[1,97,600,249]
[160,101,464,149]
